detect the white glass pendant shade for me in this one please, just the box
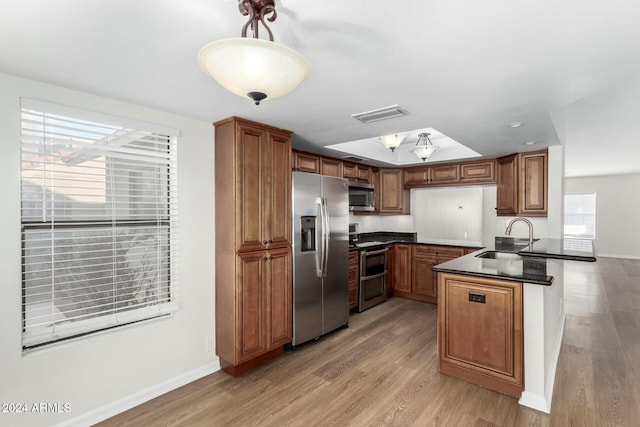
[379,134,403,151]
[197,38,311,103]
[412,145,438,161]
[411,133,438,161]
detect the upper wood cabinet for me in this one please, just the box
[320,157,342,177]
[214,116,293,375]
[230,122,291,252]
[519,150,547,215]
[404,160,496,188]
[293,151,320,174]
[379,169,408,214]
[496,150,547,217]
[460,160,496,183]
[342,161,372,183]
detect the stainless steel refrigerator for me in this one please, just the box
[292,171,349,347]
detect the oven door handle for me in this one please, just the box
[360,271,388,282]
[361,247,388,257]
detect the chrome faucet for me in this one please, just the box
[505,217,534,249]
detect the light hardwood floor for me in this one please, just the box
[98,257,640,426]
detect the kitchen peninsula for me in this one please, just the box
[434,237,596,413]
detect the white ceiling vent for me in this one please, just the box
[351,104,409,123]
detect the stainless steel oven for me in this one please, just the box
[358,242,388,312]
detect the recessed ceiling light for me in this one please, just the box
[507,121,525,128]
[523,141,537,146]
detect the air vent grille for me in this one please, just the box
[342,156,364,162]
[351,104,409,123]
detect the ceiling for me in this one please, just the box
[2,0,640,175]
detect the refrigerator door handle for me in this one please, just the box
[322,197,330,277]
[315,197,324,277]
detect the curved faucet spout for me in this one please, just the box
[505,217,534,249]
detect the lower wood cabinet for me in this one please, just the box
[438,272,524,398]
[218,248,292,375]
[391,244,465,304]
[348,250,359,310]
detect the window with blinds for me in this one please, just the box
[20,98,179,349]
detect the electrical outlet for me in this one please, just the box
[205,337,214,353]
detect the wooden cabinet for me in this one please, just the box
[497,150,547,217]
[460,160,496,183]
[430,164,460,184]
[320,157,342,177]
[214,116,293,376]
[343,162,372,183]
[379,169,408,214]
[438,272,524,398]
[519,150,547,215]
[293,151,320,174]
[392,244,465,304]
[390,244,412,294]
[404,160,496,188]
[348,250,359,310]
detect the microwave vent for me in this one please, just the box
[351,104,409,123]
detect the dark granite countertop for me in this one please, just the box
[354,232,482,249]
[520,238,596,262]
[433,237,596,286]
[433,249,554,286]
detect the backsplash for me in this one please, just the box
[349,214,415,233]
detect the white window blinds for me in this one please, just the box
[20,98,179,349]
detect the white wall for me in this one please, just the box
[565,172,640,259]
[0,73,217,427]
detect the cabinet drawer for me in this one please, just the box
[348,250,359,265]
[412,245,438,258]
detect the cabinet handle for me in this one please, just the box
[263,240,268,244]
[269,256,273,260]
[269,239,273,244]
[469,292,486,304]
[264,257,268,261]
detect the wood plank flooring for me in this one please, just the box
[98,257,640,426]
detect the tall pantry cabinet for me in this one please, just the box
[214,116,293,376]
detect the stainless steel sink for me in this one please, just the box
[476,250,524,275]
[475,250,522,260]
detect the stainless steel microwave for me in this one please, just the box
[348,182,375,211]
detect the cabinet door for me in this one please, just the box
[412,255,438,301]
[379,169,405,213]
[348,250,359,309]
[236,123,268,252]
[342,162,357,180]
[438,273,523,397]
[392,244,412,292]
[356,164,371,182]
[403,166,429,187]
[294,151,320,173]
[266,248,292,350]
[320,157,343,177]
[430,164,460,184]
[267,131,292,248]
[460,160,496,184]
[496,154,519,216]
[519,150,547,216]
[237,251,268,363]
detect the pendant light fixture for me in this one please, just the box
[197,0,312,105]
[378,134,404,152]
[411,132,439,161]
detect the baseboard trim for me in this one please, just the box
[56,360,221,427]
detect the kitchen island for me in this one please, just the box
[433,238,595,413]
